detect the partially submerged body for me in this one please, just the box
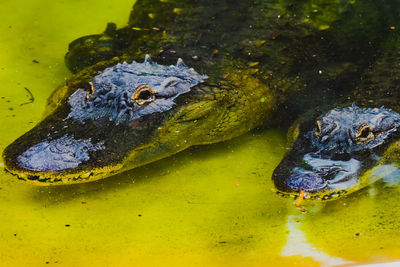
[273,36,400,200]
[2,0,400,191]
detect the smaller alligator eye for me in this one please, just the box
[315,120,322,137]
[356,124,374,142]
[132,84,155,105]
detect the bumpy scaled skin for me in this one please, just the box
[14,57,206,174]
[273,106,400,200]
[3,0,399,185]
[67,56,207,124]
[273,34,400,200]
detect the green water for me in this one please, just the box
[1,0,400,266]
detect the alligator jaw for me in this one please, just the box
[4,164,123,186]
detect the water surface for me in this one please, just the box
[1,1,400,266]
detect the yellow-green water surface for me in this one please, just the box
[1,1,400,266]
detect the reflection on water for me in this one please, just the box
[1,0,400,266]
[282,212,353,266]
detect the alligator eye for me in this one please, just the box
[132,84,155,105]
[315,120,322,137]
[356,124,374,142]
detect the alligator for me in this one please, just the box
[273,36,400,200]
[2,0,399,186]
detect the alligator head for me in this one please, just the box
[273,105,400,200]
[3,56,214,185]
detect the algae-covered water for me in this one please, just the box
[1,0,400,266]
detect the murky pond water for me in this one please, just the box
[1,0,400,266]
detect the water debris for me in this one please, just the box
[131,27,160,31]
[211,49,219,57]
[249,62,259,67]
[20,87,34,106]
[255,40,266,46]
[173,8,183,14]
[132,27,146,31]
[319,25,330,30]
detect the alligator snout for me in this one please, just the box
[16,135,104,172]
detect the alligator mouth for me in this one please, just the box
[4,164,122,185]
[2,103,162,185]
[273,152,362,200]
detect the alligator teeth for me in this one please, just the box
[144,54,153,64]
[176,58,186,67]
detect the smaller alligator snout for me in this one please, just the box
[274,151,362,197]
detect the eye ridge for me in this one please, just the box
[132,84,156,105]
